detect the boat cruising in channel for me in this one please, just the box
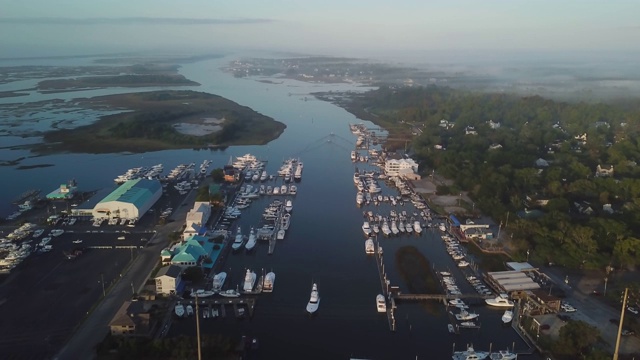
[365,239,374,254]
[262,272,276,292]
[212,272,227,292]
[174,303,185,317]
[243,269,257,292]
[232,226,244,251]
[376,294,387,313]
[452,345,489,360]
[485,294,514,308]
[501,310,513,323]
[306,283,320,313]
[245,227,257,251]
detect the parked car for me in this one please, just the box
[628,307,639,315]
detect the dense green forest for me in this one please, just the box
[347,86,640,270]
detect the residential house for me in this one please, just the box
[489,143,503,150]
[596,164,614,177]
[154,265,183,295]
[488,120,501,129]
[109,301,151,336]
[384,155,420,179]
[464,126,477,135]
[439,119,455,130]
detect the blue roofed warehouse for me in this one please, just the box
[92,179,162,220]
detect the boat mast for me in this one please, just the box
[195,295,202,360]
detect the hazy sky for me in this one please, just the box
[1,0,638,57]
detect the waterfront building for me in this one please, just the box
[162,235,222,270]
[183,201,211,240]
[109,301,151,337]
[46,179,78,200]
[154,265,184,295]
[384,155,420,179]
[92,179,161,220]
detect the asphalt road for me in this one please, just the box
[54,186,200,360]
[542,267,640,354]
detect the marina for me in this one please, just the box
[0,55,536,359]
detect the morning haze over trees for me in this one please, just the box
[349,85,640,270]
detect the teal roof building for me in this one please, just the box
[92,179,162,220]
[163,235,222,269]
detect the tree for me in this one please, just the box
[552,320,600,357]
[210,168,224,183]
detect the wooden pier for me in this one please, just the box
[186,297,256,318]
[372,237,395,331]
[268,204,284,255]
[392,293,494,301]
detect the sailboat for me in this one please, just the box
[306,283,320,313]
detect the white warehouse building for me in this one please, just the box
[92,179,162,220]
[384,157,420,179]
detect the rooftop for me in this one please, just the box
[98,179,161,208]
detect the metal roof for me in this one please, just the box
[98,179,161,208]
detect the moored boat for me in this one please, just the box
[285,200,293,212]
[191,289,216,298]
[219,288,241,298]
[243,269,256,292]
[365,239,374,254]
[452,345,489,360]
[245,227,257,251]
[174,303,185,317]
[212,272,227,292]
[232,226,244,251]
[501,310,513,323]
[376,294,386,312]
[489,349,518,360]
[362,221,372,236]
[262,272,276,293]
[485,294,514,308]
[455,309,479,321]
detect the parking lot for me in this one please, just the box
[0,229,152,359]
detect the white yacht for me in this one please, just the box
[458,260,470,267]
[439,223,447,232]
[455,309,479,321]
[398,221,405,233]
[391,220,399,235]
[365,239,374,254]
[260,171,268,182]
[362,221,372,236]
[372,223,380,234]
[452,345,489,360]
[413,221,422,234]
[281,213,291,230]
[212,272,227,292]
[285,199,293,213]
[376,294,387,313]
[245,228,257,251]
[186,305,194,316]
[485,294,514,308]
[174,303,185,317]
[351,151,357,161]
[289,185,298,195]
[32,229,44,238]
[191,289,216,298]
[405,222,413,234]
[306,283,320,313]
[449,299,466,307]
[262,272,276,293]
[381,221,391,236]
[232,226,244,251]
[280,184,288,194]
[276,229,286,240]
[356,192,364,206]
[243,269,257,292]
[501,310,514,323]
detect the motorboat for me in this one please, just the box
[356,192,364,206]
[243,269,257,292]
[459,321,478,328]
[260,171,268,181]
[186,305,194,316]
[448,324,455,333]
[455,309,479,321]
[351,151,357,161]
[174,303,185,317]
[414,221,423,234]
[365,239,374,254]
[458,260,470,267]
[391,220,399,235]
[32,229,44,238]
[281,213,291,230]
[405,222,413,234]
[263,272,276,292]
[280,184,288,194]
[439,224,447,232]
[452,345,489,360]
[381,221,391,236]
[232,226,244,250]
[489,350,518,360]
[285,199,293,212]
[191,289,216,298]
[219,288,241,298]
[362,221,372,236]
[501,310,514,323]
[376,294,387,313]
[276,229,286,240]
[289,185,298,195]
[485,294,514,308]
[50,229,64,237]
[372,223,380,234]
[212,272,227,292]
[306,283,320,313]
[398,221,405,233]
[449,299,466,307]
[245,228,257,251]
[72,239,83,244]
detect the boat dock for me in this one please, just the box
[373,237,396,331]
[187,297,257,318]
[393,293,494,301]
[267,204,284,255]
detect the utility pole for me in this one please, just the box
[613,288,629,360]
[195,295,202,360]
[604,277,608,296]
[101,273,105,297]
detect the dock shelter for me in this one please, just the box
[486,270,540,293]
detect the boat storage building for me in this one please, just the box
[92,179,162,220]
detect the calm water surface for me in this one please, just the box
[0,56,538,359]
